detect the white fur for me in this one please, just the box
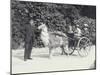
[38,23,49,46]
[38,23,68,58]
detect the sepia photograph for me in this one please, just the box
[11,0,96,74]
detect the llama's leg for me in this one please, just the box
[49,47,52,58]
[61,45,65,55]
[61,50,64,55]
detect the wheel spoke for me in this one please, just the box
[77,37,91,57]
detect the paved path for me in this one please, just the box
[12,46,96,74]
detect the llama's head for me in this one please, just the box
[38,23,47,31]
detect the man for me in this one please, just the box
[24,19,36,61]
[74,24,81,37]
[67,25,74,49]
[74,24,82,46]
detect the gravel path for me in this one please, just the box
[12,46,96,74]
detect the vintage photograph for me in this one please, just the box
[11,0,96,74]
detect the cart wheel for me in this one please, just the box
[77,37,91,57]
[63,45,74,55]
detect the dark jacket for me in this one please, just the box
[25,24,35,44]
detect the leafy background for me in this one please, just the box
[11,0,96,49]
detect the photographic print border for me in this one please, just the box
[10,0,96,75]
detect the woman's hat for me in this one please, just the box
[84,24,88,27]
[76,24,80,27]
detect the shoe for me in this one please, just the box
[28,57,32,60]
[24,59,27,61]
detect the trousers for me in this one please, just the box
[24,40,33,60]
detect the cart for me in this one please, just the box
[63,36,91,57]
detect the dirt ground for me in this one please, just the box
[12,45,96,74]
